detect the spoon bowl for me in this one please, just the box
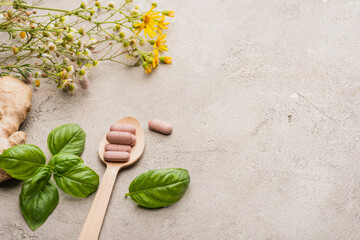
[79,116,145,240]
[98,116,145,167]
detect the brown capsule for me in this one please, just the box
[105,144,131,153]
[110,124,136,134]
[148,119,173,135]
[106,131,133,144]
[103,151,130,162]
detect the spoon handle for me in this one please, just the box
[78,165,120,240]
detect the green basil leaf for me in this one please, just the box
[23,166,52,197]
[125,168,190,209]
[0,144,46,180]
[48,153,83,171]
[20,180,59,231]
[50,153,99,198]
[47,124,86,156]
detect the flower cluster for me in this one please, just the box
[134,6,174,74]
[0,0,174,91]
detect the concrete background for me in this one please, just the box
[1,0,360,239]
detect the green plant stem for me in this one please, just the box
[16,4,71,13]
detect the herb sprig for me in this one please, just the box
[0,123,99,231]
[0,0,174,91]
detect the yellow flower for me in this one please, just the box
[12,46,19,54]
[164,57,172,64]
[162,10,175,17]
[135,6,160,38]
[153,48,159,68]
[34,80,41,87]
[153,32,168,52]
[157,15,169,32]
[142,62,152,74]
[20,31,26,39]
[159,56,172,64]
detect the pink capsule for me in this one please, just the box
[105,144,131,153]
[130,135,136,146]
[103,151,130,162]
[110,124,136,134]
[148,119,173,135]
[106,131,134,144]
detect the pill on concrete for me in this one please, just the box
[148,119,173,135]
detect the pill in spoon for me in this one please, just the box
[105,144,131,153]
[106,131,134,144]
[110,124,136,134]
[130,134,136,146]
[103,151,130,162]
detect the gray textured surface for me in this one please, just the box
[1,0,360,239]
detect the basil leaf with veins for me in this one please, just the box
[0,144,46,180]
[125,168,190,209]
[50,153,99,198]
[22,166,52,197]
[47,124,86,156]
[20,180,59,231]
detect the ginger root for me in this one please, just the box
[0,76,32,182]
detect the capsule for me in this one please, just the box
[130,134,136,146]
[105,144,131,153]
[110,124,136,134]
[106,131,134,144]
[148,119,173,135]
[103,151,130,162]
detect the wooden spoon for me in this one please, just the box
[78,116,145,240]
